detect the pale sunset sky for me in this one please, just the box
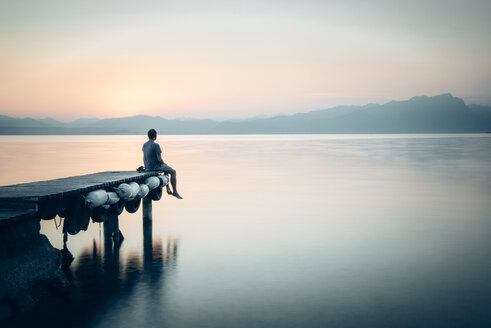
[0,0,490,120]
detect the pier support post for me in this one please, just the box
[112,214,120,243]
[104,214,122,245]
[143,213,153,268]
[143,197,152,222]
[142,197,153,268]
[103,216,113,249]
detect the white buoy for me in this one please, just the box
[85,189,108,208]
[128,182,140,199]
[138,184,150,198]
[115,183,133,201]
[144,176,160,190]
[105,191,120,205]
[158,175,169,187]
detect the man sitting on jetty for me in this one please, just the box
[142,129,182,199]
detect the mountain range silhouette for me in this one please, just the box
[1,94,490,134]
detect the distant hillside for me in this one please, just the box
[1,94,490,134]
[211,94,491,133]
[0,114,220,135]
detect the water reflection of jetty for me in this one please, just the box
[58,224,179,328]
[0,171,171,319]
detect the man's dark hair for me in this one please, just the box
[147,129,157,139]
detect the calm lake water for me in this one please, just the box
[1,134,491,328]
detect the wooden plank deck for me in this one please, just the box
[0,171,159,203]
[0,208,37,224]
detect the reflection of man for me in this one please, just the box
[142,129,182,199]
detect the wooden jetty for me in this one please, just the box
[0,171,165,316]
[0,171,159,225]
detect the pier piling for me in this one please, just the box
[143,197,153,222]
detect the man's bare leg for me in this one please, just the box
[165,174,173,194]
[170,170,182,199]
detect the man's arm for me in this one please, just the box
[155,143,164,164]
